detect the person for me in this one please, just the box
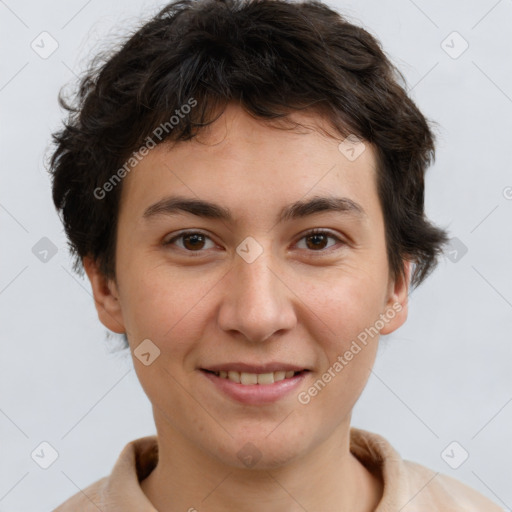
[48,0,503,510]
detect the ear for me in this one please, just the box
[379,259,412,335]
[83,256,126,334]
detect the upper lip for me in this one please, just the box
[201,362,309,373]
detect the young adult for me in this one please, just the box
[49,0,502,509]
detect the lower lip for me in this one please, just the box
[200,370,309,405]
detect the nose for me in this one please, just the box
[217,244,297,343]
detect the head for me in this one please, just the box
[48,0,449,469]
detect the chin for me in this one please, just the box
[211,430,308,470]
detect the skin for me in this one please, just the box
[84,102,411,511]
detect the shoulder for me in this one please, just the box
[349,427,504,512]
[52,476,109,511]
[52,435,159,511]
[400,459,504,511]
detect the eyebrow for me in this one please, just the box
[142,194,367,224]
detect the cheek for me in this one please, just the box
[297,280,383,415]
[118,264,217,406]
[298,268,386,393]
[305,266,387,343]
[118,259,220,353]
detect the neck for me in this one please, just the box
[141,415,383,512]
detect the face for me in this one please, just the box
[85,102,410,469]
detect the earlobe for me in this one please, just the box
[82,256,126,334]
[379,260,412,336]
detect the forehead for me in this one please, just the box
[117,103,380,223]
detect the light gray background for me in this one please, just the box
[1,0,511,510]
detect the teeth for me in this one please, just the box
[257,372,274,385]
[274,371,286,382]
[227,371,240,383]
[212,370,301,385]
[241,372,258,385]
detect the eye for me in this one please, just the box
[163,228,345,255]
[295,229,344,252]
[163,231,216,253]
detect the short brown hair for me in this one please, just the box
[49,0,449,292]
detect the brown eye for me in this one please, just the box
[182,233,206,250]
[164,231,215,252]
[296,229,343,252]
[305,232,329,250]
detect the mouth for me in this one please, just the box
[199,364,311,404]
[201,368,309,386]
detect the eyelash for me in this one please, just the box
[163,228,345,256]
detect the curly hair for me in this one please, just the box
[48,0,449,294]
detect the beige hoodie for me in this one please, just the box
[53,427,504,511]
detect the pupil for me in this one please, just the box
[185,234,204,250]
[308,234,326,250]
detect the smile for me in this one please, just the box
[200,367,310,404]
[203,369,305,385]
